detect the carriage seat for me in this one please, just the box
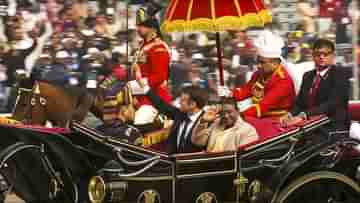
[239,115,328,151]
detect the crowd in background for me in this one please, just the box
[0,0,358,112]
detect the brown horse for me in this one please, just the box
[11,80,171,149]
[12,81,95,128]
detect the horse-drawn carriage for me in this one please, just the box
[0,106,359,203]
[72,114,360,203]
[0,69,359,203]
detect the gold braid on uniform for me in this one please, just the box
[100,75,117,89]
[0,117,21,125]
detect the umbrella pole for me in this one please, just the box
[216,32,225,86]
[126,2,129,69]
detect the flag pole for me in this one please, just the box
[216,32,225,86]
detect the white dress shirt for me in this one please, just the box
[317,66,331,77]
[177,110,203,148]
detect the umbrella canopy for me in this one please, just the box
[161,0,272,32]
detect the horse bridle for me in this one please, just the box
[24,83,48,124]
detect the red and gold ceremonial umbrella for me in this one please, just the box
[161,0,272,85]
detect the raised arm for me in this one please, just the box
[147,89,182,119]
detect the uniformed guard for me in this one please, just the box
[219,30,296,119]
[128,1,172,108]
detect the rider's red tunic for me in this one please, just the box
[136,37,172,107]
[232,65,296,119]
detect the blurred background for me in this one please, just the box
[0,0,358,113]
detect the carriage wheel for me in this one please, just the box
[275,171,360,203]
[0,143,80,203]
[0,172,7,203]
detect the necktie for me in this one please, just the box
[308,73,321,108]
[178,118,191,151]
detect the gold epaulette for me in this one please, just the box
[0,117,21,125]
[274,66,285,79]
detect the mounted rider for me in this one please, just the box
[125,1,172,130]
[127,1,172,111]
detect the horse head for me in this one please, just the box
[27,82,48,125]
[13,78,138,128]
[10,82,48,126]
[13,81,74,128]
[11,88,32,122]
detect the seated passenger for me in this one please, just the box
[96,104,142,145]
[141,84,210,154]
[192,99,259,152]
[218,30,296,119]
[280,39,350,130]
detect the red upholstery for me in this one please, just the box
[240,115,327,150]
[239,117,296,150]
[20,125,71,134]
[349,102,360,122]
[2,123,71,135]
[245,117,293,141]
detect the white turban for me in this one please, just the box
[254,30,284,58]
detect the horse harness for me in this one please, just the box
[19,83,47,124]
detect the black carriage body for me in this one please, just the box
[0,115,359,203]
[0,124,93,203]
[70,116,360,203]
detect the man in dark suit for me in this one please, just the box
[281,38,350,129]
[142,85,209,154]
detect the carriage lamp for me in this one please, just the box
[137,189,161,203]
[89,176,106,203]
[88,175,128,203]
[89,161,128,203]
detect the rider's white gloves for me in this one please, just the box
[128,79,149,95]
[217,85,232,97]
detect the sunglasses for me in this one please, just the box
[313,51,333,57]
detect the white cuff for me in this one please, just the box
[237,98,253,112]
[128,79,149,95]
[143,85,150,94]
